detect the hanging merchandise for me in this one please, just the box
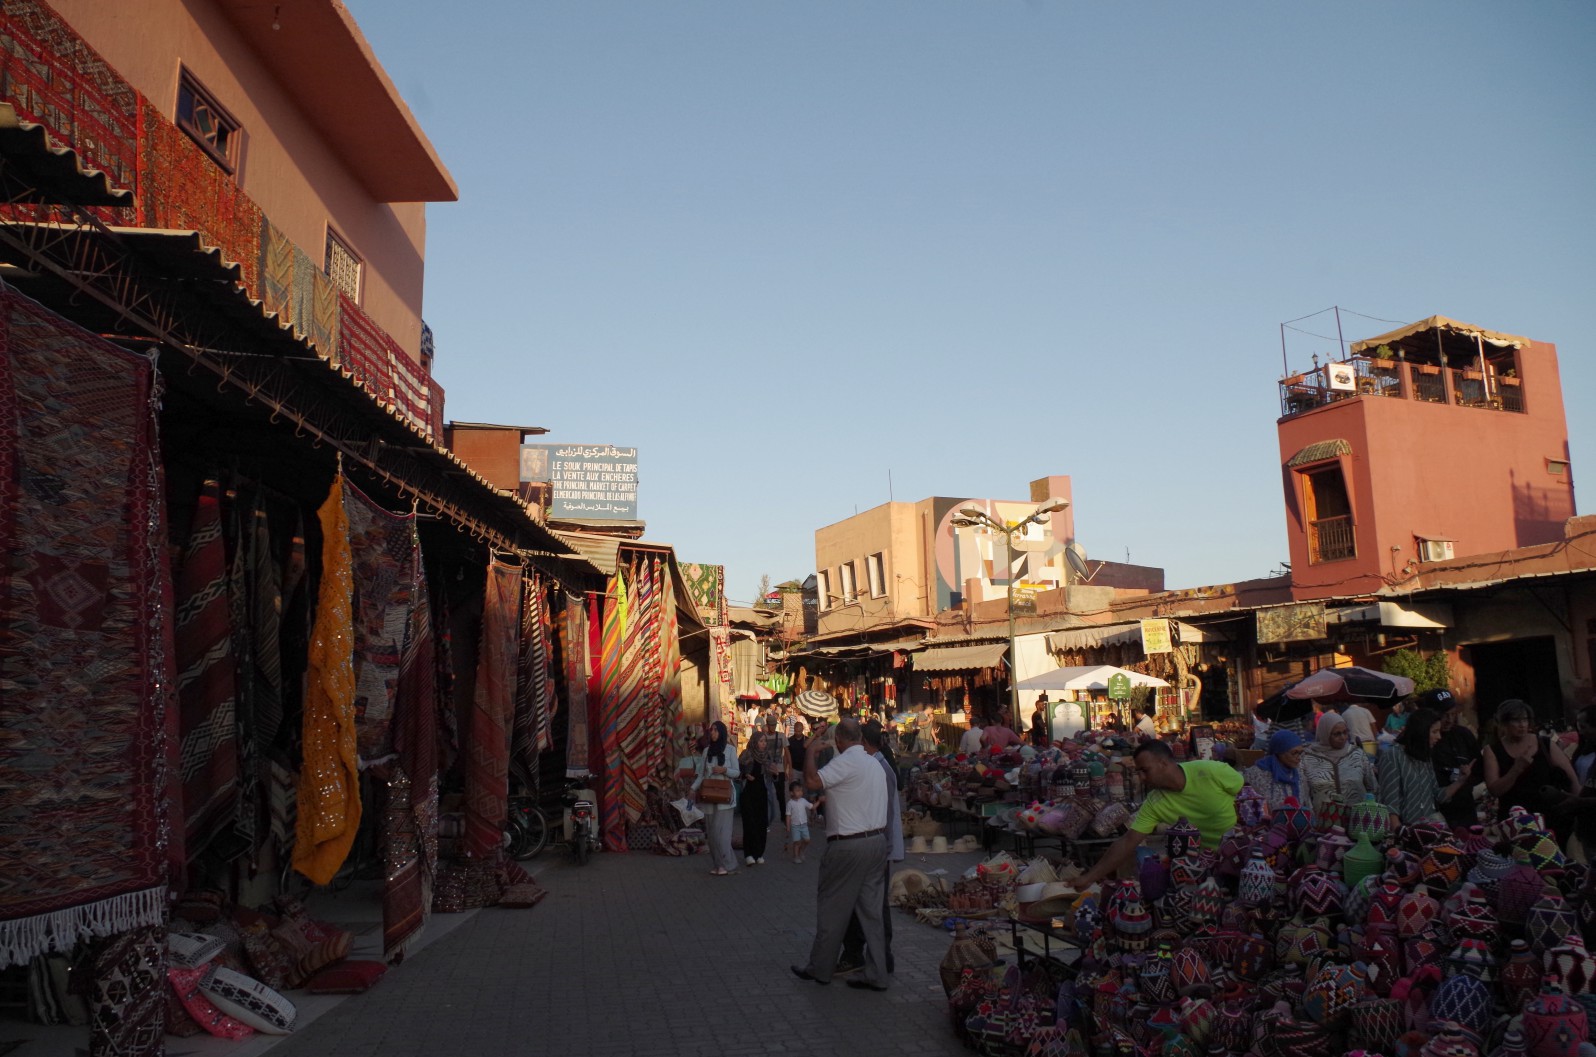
[463,559,521,859]
[563,596,591,778]
[383,561,438,962]
[293,476,361,886]
[343,479,421,763]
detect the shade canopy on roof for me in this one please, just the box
[1046,621,1224,652]
[910,642,1009,672]
[1016,665,1169,692]
[1349,316,1529,355]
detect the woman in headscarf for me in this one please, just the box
[737,730,771,866]
[1378,707,1444,825]
[1242,729,1306,811]
[692,720,740,876]
[1299,711,1377,816]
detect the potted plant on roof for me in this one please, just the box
[1368,344,1396,369]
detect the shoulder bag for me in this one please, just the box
[699,758,733,805]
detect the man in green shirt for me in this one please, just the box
[1072,740,1242,889]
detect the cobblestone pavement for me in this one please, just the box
[267,844,988,1057]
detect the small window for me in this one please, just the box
[816,570,832,612]
[1547,459,1569,477]
[176,69,240,171]
[324,230,363,302]
[839,562,858,604]
[866,552,885,598]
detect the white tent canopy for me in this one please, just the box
[1016,664,1169,693]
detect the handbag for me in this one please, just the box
[699,776,733,805]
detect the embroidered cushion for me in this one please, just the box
[167,966,254,1040]
[199,966,296,1035]
[306,960,388,994]
[167,931,226,970]
[240,922,297,991]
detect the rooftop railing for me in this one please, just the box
[1279,359,1524,418]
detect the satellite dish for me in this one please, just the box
[1065,540,1091,581]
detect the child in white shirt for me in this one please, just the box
[784,781,812,864]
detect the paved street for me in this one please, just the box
[267,845,986,1057]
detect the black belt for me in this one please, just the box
[828,827,885,843]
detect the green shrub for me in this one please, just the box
[1382,648,1451,695]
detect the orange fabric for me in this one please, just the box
[292,477,361,884]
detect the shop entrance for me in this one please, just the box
[1469,636,1563,726]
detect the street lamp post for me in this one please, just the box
[950,498,1070,733]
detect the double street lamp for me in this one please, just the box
[950,498,1071,732]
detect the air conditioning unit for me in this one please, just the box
[1417,539,1454,562]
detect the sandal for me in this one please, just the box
[710,868,728,876]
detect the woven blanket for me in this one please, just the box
[596,569,633,851]
[677,562,726,627]
[0,0,139,224]
[464,561,519,858]
[656,561,683,739]
[258,220,295,327]
[510,574,550,782]
[139,98,262,293]
[292,478,361,886]
[562,597,590,778]
[383,573,437,961]
[0,287,167,967]
[343,480,417,761]
[175,479,242,866]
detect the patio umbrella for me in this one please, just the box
[795,689,838,719]
[735,685,774,701]
[1284,666,1415,704]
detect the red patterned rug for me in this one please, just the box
[0,286,168,965]
[463,561,519,858]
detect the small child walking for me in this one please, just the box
[784,781,812,864]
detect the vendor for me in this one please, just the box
[1071,740,1243,889]
[1029,694,1051,748]
[1242,729,1306,810]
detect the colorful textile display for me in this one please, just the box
[292,477,361,886]
[176,479,242,863]
[511,573,551,780]
[677,562,726,626]
[382,554,437,961]
[0,0,139,223]
[562,596,590,778]
[708,626,734,724]
[658,564,683,728]
[0,287,167,966]
[138,98,262,292]
[464,560,520,858]
[227,494,260,859]
[597,568,632,851]
[337,293,433,436]
[343,479,418,761]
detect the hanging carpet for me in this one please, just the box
[562,596,590,778]
[596,568,632,851]
[384,572,438,961]
[463,560,520,858]
[0,286,168,967]
[343,480,418,761]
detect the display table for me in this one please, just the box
[1005,917,1085,972]
[1004,830,1116,866]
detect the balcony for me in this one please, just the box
[1280,358,1525,418]
[1309,515,1356,564]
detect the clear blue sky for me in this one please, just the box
[347,0,1595,607]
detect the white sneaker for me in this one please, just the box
[745,855,755,866]
[757,857,766,864]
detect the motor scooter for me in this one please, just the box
[561,779,599,865]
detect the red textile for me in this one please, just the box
[383,573,438,961]
[463,560,520,858]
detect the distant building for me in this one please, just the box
[812,475,1163,642]
[1277,316,1576,600]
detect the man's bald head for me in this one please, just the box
[834,718,863,747]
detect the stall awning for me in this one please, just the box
[1349,316,1529,355]
[551,529,622,575]
[1047,621,1221,652]
[0,104,133,206]
[911,642,1009,672]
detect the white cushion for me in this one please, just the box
[199,966,296,1035]
[166,932,225,969]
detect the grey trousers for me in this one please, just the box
[704,805,737,872]
[804,833,888,987]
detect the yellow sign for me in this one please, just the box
[1140,618,1172,654]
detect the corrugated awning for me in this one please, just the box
[1287,439,1353,467]
[551,529,622,575]
[1349,315,1529,355]
[911,641,1009,672]
[0,104,133,206]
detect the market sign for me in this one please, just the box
[1256,601,1328,644]
[1107,672,1132,701]
[1140,618,1172,654]
[520,442,638,520]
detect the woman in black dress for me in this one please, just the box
[738,731,771,865]
[1482,698,1582,845]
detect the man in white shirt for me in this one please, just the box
[837,721,904,976]
[959,717,985,755]
[792,719,890,991]
[1341,702,1377,754]
[1135,707,1158,739]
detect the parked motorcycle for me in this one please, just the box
[562,780,599,865]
